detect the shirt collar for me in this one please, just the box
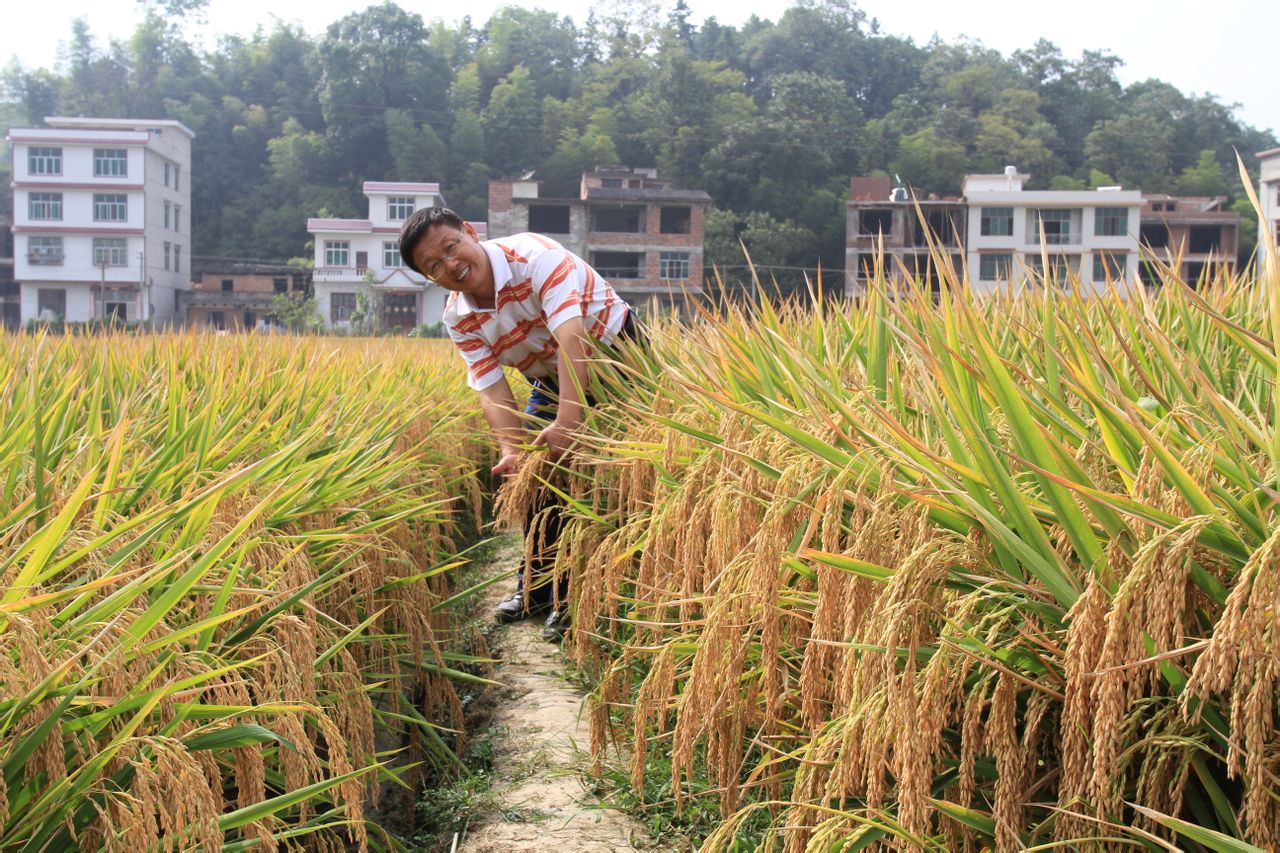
[451,240,511,316]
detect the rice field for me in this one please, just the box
[523,246,1280,850]
[6,235,1280,851]
[0,334,488,850]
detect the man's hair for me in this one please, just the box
[398,206,465,276]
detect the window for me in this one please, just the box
[28,236,64,265]
[324,240,350,267]
[209,311,225,330]
[164,201,171,229]
[591,206,645,233]
[859,209,893,236]
[1140,223,1170,249]
[273,278,288,294]
[174,205,181,233]
[383,241,401,268]
[104,300,128,321]
[1093,252,1126,280]
[387,196,414,220]
[528,204,571,233]
[37,289,66,319]
[601,178,622,189]
[1094,207,1129,237]
[93,194,128,222]
[331,292,356,323]
[29,192,62,220]
[244,311,256,328]
[28,147,61,175]
[174,245,181,273]
[174,166,181,191]
[93,148,128,177]
[1188,226,1222,254]
[628,178,641,188]
[978,253,1012,282]
[93,238,128,267]
[221,279,234,292]
[163,241,171,271]
[1029,209,1074,245]
[660,206,691,234]
[980,207,1013,237]
[590,251,643,278]
[164,162,170,187]
[659,251,690,279]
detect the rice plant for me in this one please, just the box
[530,225,1280,850]
[0,333,488,851]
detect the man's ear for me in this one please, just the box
[463,221,479,239]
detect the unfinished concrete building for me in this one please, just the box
[844,176,966,298]
[1138,194,1239,286]
[182,261,310,331]
[488,166,711,314]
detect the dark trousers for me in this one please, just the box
[518,311,640,606]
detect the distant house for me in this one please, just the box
[1,213,15,331]
[307,182,458,331]
[962,170,1144,295]
[183,262,310,331]
[1138,194,1239,285]
[7,116,193,324]
[1259,147,1280,267]
[488,166,711,314]
[844,176,966,298]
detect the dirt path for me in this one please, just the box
[454,537,653,852]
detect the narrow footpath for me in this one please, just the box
[453,537,654,852]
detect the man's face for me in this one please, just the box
[412,222,492,297]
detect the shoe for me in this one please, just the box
[541,607,571,641]
[495,591,551,624]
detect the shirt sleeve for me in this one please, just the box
[529,248,588,334]
[446,321,504,392]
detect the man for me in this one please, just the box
[398,206,635,637]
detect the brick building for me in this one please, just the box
[488,166,711,313]
[183,262,310,331]
[1138,194,1239,285]
[844,176,966,298]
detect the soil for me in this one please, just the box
[450,536,655,852]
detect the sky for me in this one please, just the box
[4,0,1277,139]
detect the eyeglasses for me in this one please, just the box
[422,238,461,282]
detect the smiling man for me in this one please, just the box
[398,206,636,636]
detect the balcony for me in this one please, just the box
[312,266,368,283]
[28,252,64,266]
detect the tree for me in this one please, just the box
[385,108,446,181]
[891,127,968,195]
[484,65,542,176]
[1175,149,1229,198]
[270,291,321,332]
[1085,114,1173,191]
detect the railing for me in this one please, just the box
[28,253,64,265]
[312,266,367,281]
[184,291,277,307]
[592,267,644,279]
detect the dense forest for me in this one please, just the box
[2,0,1275,279]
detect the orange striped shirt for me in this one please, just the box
[443,233,629,391]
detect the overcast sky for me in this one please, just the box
[5,0,1277,139]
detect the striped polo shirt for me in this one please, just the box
[443,232,629,391]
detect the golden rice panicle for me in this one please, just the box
[1056,573,1109,840]
[631,644,677,797]
[1182,524,1280,847]
[1088,517,1209,815]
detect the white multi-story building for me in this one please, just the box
[963,168,1143,295]
[309,182,479,331]
[1259,147,1280,270]
[7,116,193,324]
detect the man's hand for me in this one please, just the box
[532,419,575,462]
[491,452,521,477]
